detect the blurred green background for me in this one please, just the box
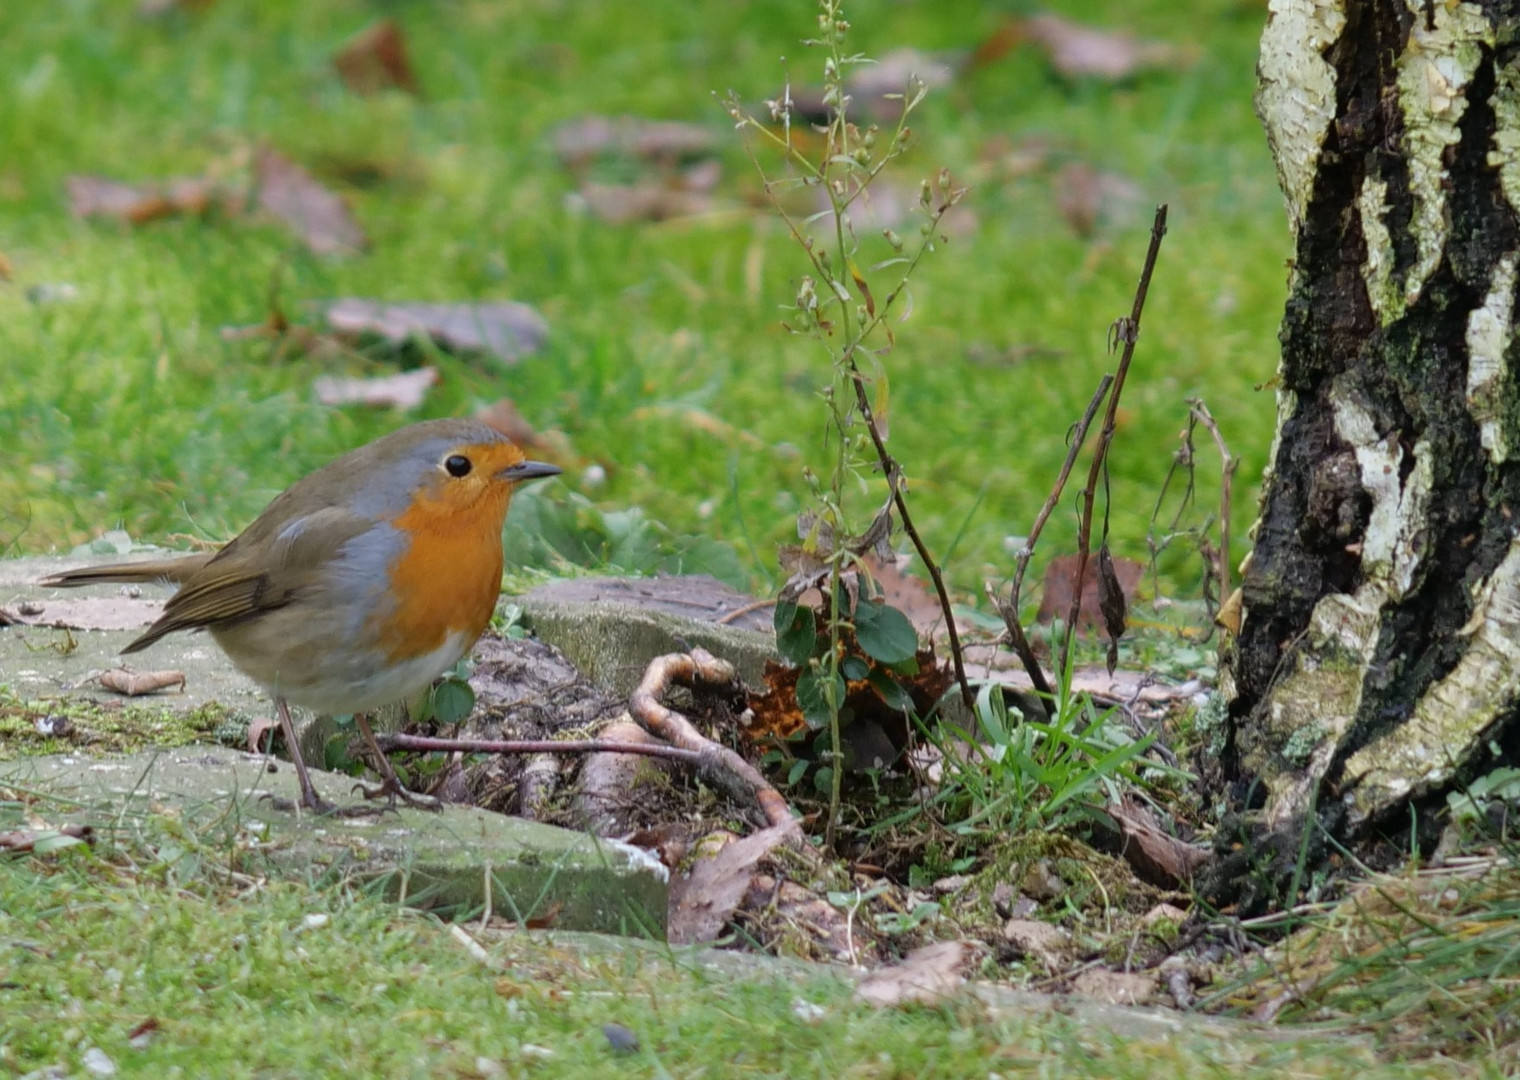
[0,0,1287,603]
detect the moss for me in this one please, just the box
[0,687,234,760]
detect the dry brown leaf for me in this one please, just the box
[319,298,549,366]
[666,821,798,945]
[855,941,969,1008]
[1216,587,1244,635]
[254,148,366,256]
[67,175,215,225]
[863,555,945,637]
[551,116,717,169]
[98,669,186,696]
[1053,161,1145,238]
[475,398,578,468]
[578,182,716,224]
[1036,551,1144,630]
[313,367,438,410]
[246,716,278,754]
[0,824,93,854]
[1020,14,1189,80]
[333,19,418,96]
[1107,794,1210,889]
[0,251,12,281]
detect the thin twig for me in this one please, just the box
[372,732,707,766]
[1186,397,1238,604]
[1059,205,1169,673]
[845,366,975,712]
[988,373,1114,708]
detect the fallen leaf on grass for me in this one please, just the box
[0,251,12,280]
[975,14,1191,81]
[254,147,366,256]
[67,175,216,225]
[856,941,969,1007]
[246,716,278,754]
[125,1018,160,1050]
[1107,794,1209,889]
[667,821,798,944]
[318,298,548,366]
[576,182,717,224]
[314,366,438,409]
[475,398,577,468]
[98,669,186,696]
[1036,551,1143,630]
[1053,161,1145,238]
[0,824,93,855]
[333,18,419,96]
[551,115,717,169]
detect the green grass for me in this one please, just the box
[0,837,1452,1079]
[0,0,1287,600]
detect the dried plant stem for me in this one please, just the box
[1059,205,1169,673]
[989,373,1114,707]
[1186,397,1238,603]
[373,732,707,766]
[846,364,975,712]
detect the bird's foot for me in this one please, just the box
[352,775,442,812]
[258,789,392,818]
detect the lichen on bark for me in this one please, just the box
[1213,0,1520,908]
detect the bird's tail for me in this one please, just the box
[40,554,214,589]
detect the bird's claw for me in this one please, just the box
[352,777,442,812]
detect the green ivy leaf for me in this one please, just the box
[430,679,476,726]
[812,765,835,795]
[787,759,810,786]
[796,665,846,731]
[854,600,918,664]
[841,655,870,681]
[774,601,818,666]
[867,668,913,711]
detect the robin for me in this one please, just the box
[42,418,560,813]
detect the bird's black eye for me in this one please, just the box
[444,454,472,477]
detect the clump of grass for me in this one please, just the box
[1205,854,1520,1067]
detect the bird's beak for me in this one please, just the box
[498,460,562,483]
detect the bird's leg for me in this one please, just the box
[352,713,442,811]
[266,697,340,815]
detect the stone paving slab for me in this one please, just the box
[5,749,668,938]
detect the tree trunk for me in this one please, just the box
[1209,0,1520,911]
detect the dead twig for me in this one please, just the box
[372,732,708,766]
[1060,204,1169,674]
[846,363,975,713]
[987,373,1113,712]
[629,648,794,828]
[1186,397,1238,606]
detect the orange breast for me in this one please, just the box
[379,484,510,663]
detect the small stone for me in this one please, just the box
[1019,859,1065,901]
[932,874,972,894]
[1141,902,1189,928]
[474,1057,506,1078]
[1001,919,1071,973]
[81,1048,117,1076]
[990,881,1017,918]
[1070,969,1156,1006]
[602,1022,640,1053]
[301,913,330,930]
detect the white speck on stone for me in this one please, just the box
[301,913,329,930]
[607,838,670,883]
[474,1057,507,1077]
[82,1048,117,1076]
[520,1045,554,1060]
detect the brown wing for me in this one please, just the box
[124,507,375,653]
